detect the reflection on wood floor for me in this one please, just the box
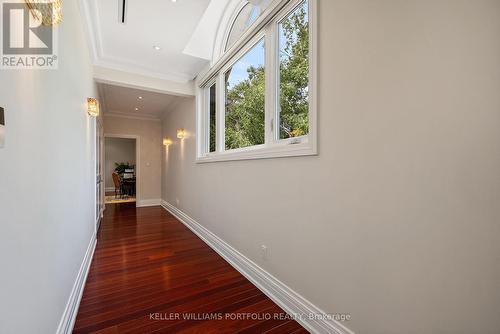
[73,203,307,333]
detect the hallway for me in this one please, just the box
[2,0,500,333]
[73,204,307,333]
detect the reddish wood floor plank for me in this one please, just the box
[73,204,306,333]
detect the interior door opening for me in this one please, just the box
[104,136,138,206]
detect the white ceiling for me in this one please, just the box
[99,83,187,120]
[84,0,213,83]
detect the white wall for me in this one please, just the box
[0,1,97,333]
[103,115,162,203]
[0,125,4,147]
[104,137,136,189]
[161,1,500,333]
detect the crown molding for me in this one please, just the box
[103,111,162,122]
[78,0,198,85]
[95,58,193,84]
[93,66,195,97]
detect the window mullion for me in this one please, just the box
[217,73,225,153]
[205,87,210,154]
[264,23,276,146]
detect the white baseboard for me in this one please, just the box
[105,187,115,192]
[56,233,97,334]
[161,200,354,334]
[137,198,161,207]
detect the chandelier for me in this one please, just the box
[25,0,63,26]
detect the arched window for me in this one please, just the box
[225,3,261,52]
[198,0,317,162]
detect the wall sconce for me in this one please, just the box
[177,128,185,139]
[87,98,100,117]
[25,0,63,26]
[163,138,172,146]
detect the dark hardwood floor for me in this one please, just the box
[73,203,307,333]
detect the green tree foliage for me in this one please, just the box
[224,1,309,150]
[279,2,309,139]
[225,63,266,150]
[209,85,217,152]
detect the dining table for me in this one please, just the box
[121,177,136,197]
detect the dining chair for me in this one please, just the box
[112,172,122,198]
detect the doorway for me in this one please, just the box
[104,136,138,205]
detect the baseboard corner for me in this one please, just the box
[137,198,162,207]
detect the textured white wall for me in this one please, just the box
[0,1,98,333]
[161,1,500,333]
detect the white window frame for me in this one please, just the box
[206,80,217,153]
[196,0,317,163]
[224,1,260,53]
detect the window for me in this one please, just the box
[197,0,316,162]
[278,1,309,140]
[209,84,216,152]
[225,39,265,150]
[225,3,261,52]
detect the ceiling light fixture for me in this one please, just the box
[135,107,139,111]
[138,96,143,100]
[153,45,161,51]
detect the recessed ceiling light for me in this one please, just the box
[135,107,139,111]
[138,96,143,99]
[171,0,177,2]
[153,45,161,51]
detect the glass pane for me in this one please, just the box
[209,84,216,152]
[225,39,265,150]
[225,3,261,51]
[278,0,309,140]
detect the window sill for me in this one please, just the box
[196,142,317,163]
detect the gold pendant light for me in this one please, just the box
[25,0,63,26]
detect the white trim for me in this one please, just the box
[197,141,316,163]
[105,187,115,192]
[104,134,141,207]
[93,116,98,230]
[77,0,195,84]
[97,83,108,114]
[307,0,318,156]
[95,57,194,84]
[93,66,195,98]
[56,234,97,334]
[219,32,266,81]
[221,0,249,55]
[137,199,162,207]
[104,111,162,122]
[160,200,355,334]
[206,0,292,82]
[212,0,244,66]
